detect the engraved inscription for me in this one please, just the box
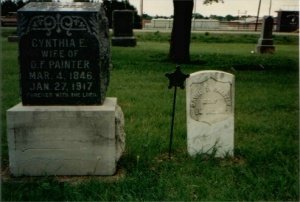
[18,3,110,105]
[24,37,95,96]
[19,15,100,104]
[190,78,232,124]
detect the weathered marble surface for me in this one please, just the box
[186,71,234,157]
[7,98,125,176]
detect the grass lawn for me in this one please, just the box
[1,29,299,201]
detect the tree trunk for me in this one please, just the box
[169,0,194,63]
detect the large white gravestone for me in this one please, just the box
[186,71,234,157]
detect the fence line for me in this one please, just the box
[144,19,264,31]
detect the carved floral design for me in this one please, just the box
[20,13,98,37]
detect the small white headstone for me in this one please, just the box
[186,71,234,157]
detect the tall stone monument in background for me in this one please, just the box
[7,2,125,176]
[256,16,275,54]
[111,10,136,47]
[186,71,234,157]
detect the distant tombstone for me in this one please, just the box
[186,71,234,157]
[111,10,136,47]
[18,2,110,105]
[256,16,275,54]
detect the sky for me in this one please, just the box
[124,0,299,17]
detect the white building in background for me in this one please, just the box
[191,19,220,30]
[144,19,173,29]
[143,18,266,31]
[144,18,220,30]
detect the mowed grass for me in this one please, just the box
[1,29,299,201]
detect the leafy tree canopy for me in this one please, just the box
[203,0,224,4]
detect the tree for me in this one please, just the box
[142,13,152,20]
[209,14,224,21]
[16,0,25,10]
[193,13,205,19]
[169,0,223,63]
[224,14,238,21]
[1,0,17,16]
[73,0,90,2]
[169,0,193,63]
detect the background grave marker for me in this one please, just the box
[111,10,136,47]
[256,16,275,54]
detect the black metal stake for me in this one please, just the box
[165,66,189,159]
[168,86,177,158]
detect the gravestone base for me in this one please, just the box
[112,36,136,47]
[256,38,275,53]
[7,35,19,42]
[256,45,275,54]
[7,98,125,176]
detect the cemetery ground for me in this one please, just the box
[1,28,299,201]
